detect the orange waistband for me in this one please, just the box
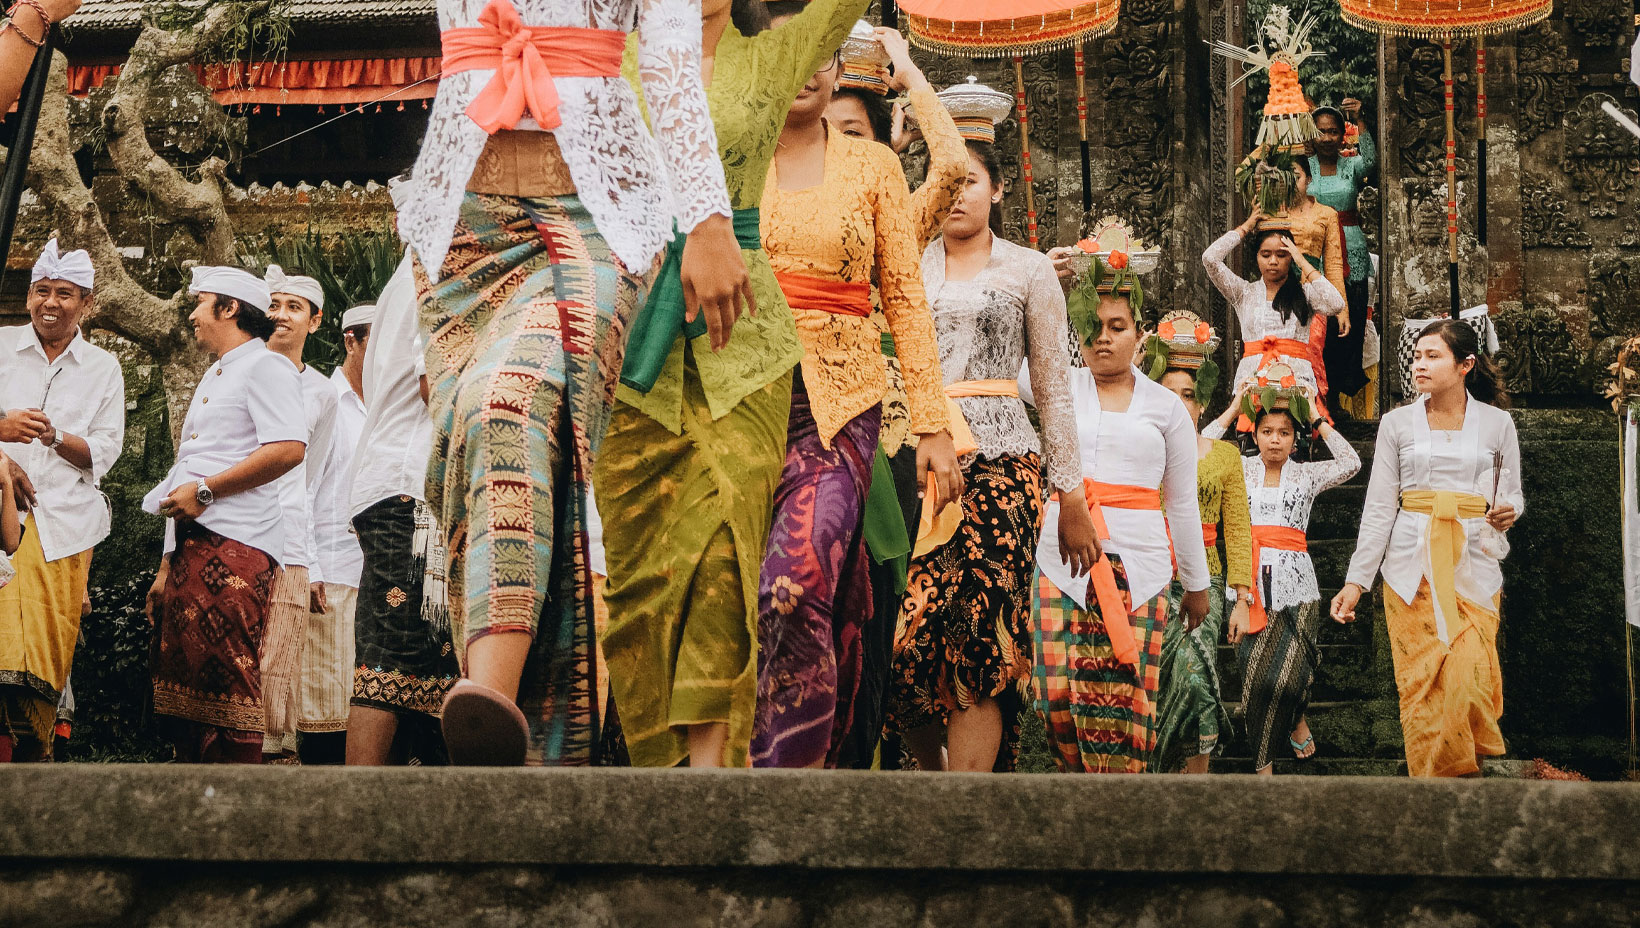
[1252,524,1308,552]
[442,0,627,134]
[1202,523,1218,547]
[1050,479,1164,672]
[946,379,1020,399]
[774,271,874,317]
[1245,336,1311,362]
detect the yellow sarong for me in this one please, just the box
[0,515,91,747]
[1385,581,1504,777]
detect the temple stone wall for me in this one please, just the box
[1,767,1637,927]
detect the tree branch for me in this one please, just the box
[101,2,270,264]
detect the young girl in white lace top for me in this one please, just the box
[1205,387,1359,773]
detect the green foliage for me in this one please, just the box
[1067,256,1147,347]
[149,1,293,71]
[1237,147,1301,215]
[1243,0,1379,117]
[60,573,172,763]
[1196,357,1221,401]
[247,225,404,374]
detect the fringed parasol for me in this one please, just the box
[1340,0,1553,315]
[901,0,1123,246]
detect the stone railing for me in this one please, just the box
[1,766,1636,927]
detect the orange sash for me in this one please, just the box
[1053,479,1162,669]
[773,272,873,317]
[914,380,1020,558]
[1201,523,1218,548]
[1248,524,1308,632]
[441,0,627,134]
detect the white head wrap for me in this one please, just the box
[189,266,271,313]
[340,304,376,330]
[263,264,325,312]
[31,239,94,290]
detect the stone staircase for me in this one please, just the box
[1212,419,1410,774]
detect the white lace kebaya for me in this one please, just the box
[400,0,732,281]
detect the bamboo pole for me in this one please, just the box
[1012,55,1038,247]
[1443,38,1460,317]
[1477,35,1488,246]
[1075,43,1091,215]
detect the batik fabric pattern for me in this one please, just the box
[1385,581,1505,778]
[420,192,650,765]
[1032,557,1167,774]
[752,374,880,768]
[1237,600,1323,771]
[352,496,460,719]
[0,515,90,751]
[151,521,278,760]
[886,453,1042,771]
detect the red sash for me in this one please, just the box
[774,272,873,317]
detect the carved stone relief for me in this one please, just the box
[1521,173,1594,248]
[1564,93,1640,219]
[1514,23,1580,144]
[1493,304,1585,396]
[1565,0,1629,46]
[1587,252,1640,341]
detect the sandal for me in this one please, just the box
[1289,734,1316,760]
[441,679,528,766]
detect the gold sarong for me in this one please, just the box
[0,515,91,747]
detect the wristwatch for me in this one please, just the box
[194,480,215,507]
[48,429,64,449]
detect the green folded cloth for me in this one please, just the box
[620,208,763,393]
[880,331,896,358]
[863,444,912,595]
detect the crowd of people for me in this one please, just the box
[0,0,1523,780]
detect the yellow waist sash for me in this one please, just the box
[914,380,1020,558]
[1399,489,1489,644]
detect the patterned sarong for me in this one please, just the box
[419,192,651,765]
[352,496,459,719]
[752,373,880,768]
[1032,557,1167,774]
[1385,581,1505,778]
[1237,599,1322,771]
[151,521,277,761]
[887,453,1043,772]
[0,515,91,750]
[1153,575,1230,771]
[300,585,356,733]
[595,357,791,768]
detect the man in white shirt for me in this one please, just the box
[0,240,124,761]
[346,252,457,766]
[143,267,306,764]
[298,303,373,763]
[258,266,339,761]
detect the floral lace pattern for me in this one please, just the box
[923,236,1081,493]
[402,0,731,279]
[1201,228,1344,394]
[1212,425,1360,612]
[764,128,947,448]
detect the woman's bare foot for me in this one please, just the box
[1289,716,1316,760]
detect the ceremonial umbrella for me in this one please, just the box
[1339,0,1552,315]
[901,0,1122,245]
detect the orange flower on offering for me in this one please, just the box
[1076,238,1099,253]
[1107,249,1129,269]
[1157,320,1177,340]
[1194,322,1212,343]
[1280,375,1296,388]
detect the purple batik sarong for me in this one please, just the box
[752,373,879,768]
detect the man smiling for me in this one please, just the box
[143,266,305,764]
[0,240,124,761]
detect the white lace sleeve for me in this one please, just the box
[1303,424,1362,494]
[1023,252,1082,493]
[636,0,731,233]
[1202,229,1250,304]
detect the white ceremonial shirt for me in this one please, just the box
[1346,394,1524,614]
[350,252,435,519]
[0,325,125,562]
[312,368,366,589]
[275,365,340,577]
[143,339,306,561]
[1025,365,1209,610]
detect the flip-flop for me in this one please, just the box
[1289,734,1316,760]
[441,679,528,766]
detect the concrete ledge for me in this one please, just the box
[3,767,1637,880]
